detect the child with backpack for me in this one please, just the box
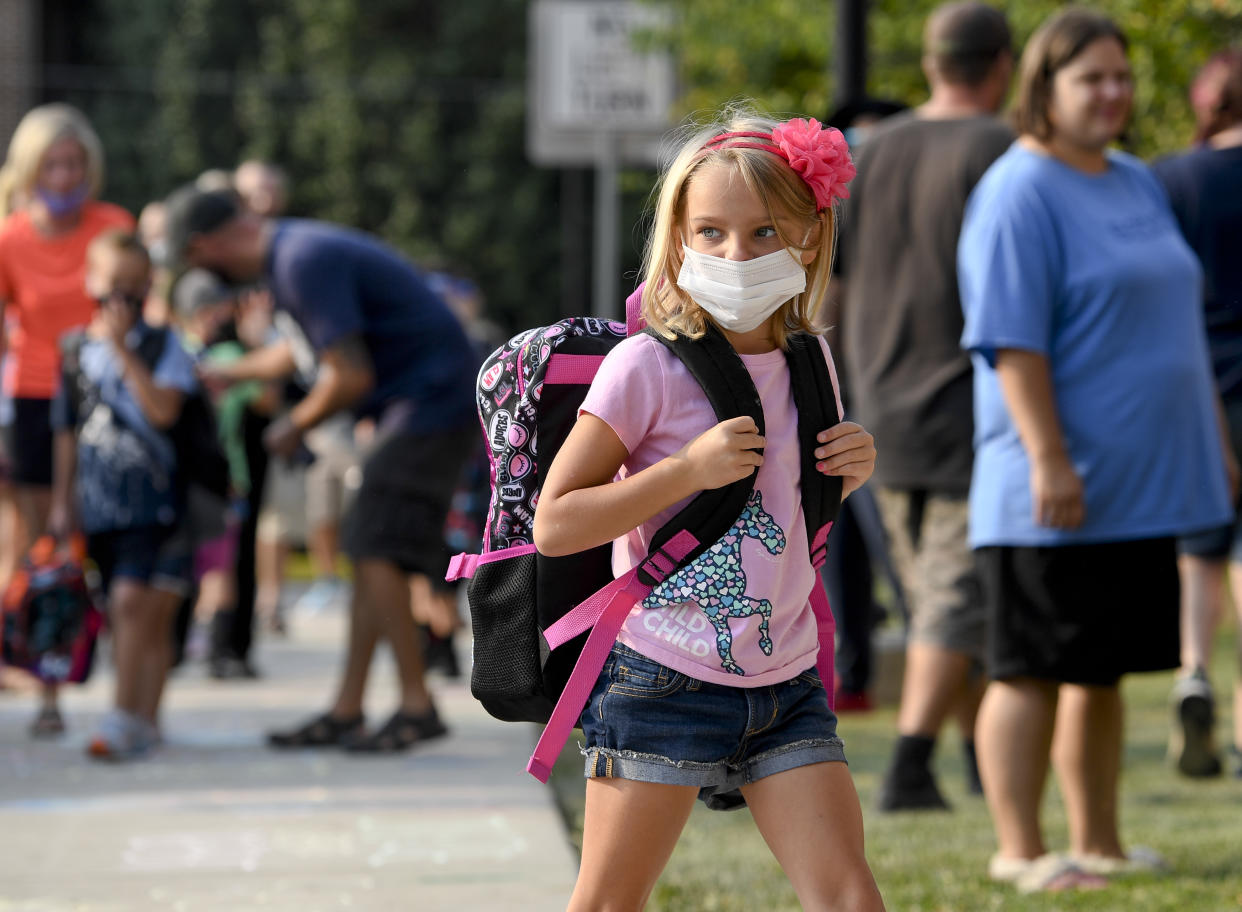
[532,108,886,911]
[49,230,199,760]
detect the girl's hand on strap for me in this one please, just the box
[676,416,766,490]
[815,421,875,500]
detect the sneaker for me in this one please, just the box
[294,577,349,615]
[209,655,262,680]
[87,710,158,761]
[421,630,461,679]
[1168,669,1221,777]
[876,767,950,812]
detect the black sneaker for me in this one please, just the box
[876,768,950,812]
[1168,669,1222,777]
[209,655,262,680]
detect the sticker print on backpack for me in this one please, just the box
[643,491,787,675]
[475,318,627,551]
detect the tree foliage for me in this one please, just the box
[45,0,1242,333]
[660,0,1241,158]
[54,0,566,330]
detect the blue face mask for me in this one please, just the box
[36,183,89,217]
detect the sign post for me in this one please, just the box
[529,1,674,318]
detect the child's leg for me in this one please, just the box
[742,762,885,912]
[136,587,184,725]
[109,578,152,716]
[570,778,698,912]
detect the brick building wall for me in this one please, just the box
[0,0,37,157]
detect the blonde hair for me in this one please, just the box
[640,105,839,350]
[0,103,105,219]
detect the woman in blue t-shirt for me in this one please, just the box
[957,9,1234,893]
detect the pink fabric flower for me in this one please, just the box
[770,117,857,208]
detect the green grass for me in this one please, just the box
[548,624,1242,911]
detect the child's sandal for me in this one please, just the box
[266,712,364,748]
[344,708,448,753]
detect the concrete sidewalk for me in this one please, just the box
[0,604,578,911]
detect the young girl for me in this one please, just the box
[534,109,886,911]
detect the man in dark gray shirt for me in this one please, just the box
[837,1,1014,811]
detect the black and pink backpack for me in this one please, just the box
[447,290,843,782]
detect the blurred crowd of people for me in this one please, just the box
[818,2,1240,893]
[0,0,1239,897]
[0,105,492,759]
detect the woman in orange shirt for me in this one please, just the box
[0,103,133,736]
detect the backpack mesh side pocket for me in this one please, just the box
[467,550,553,723]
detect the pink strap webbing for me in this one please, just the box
[808,521,836,709]
[527,530,697,783]
[625,285,646,336]
[445,544,537,583]
[809,577,837,712]
[544,354,605,386]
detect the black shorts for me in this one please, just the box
[977,537,1179,686]
[1,397,54,487]
[341,423,474,578]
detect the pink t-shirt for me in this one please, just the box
[580,332,844,687]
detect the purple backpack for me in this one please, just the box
[448,292,842,782]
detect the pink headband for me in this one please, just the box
[703,117,856,210]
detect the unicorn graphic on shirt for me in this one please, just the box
[643,490,786,675]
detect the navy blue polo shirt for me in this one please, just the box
[265,219,475,434]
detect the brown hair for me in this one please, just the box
[1191,47,1242,143]
[1011,8,1128,141]
[87,230,151,272]
[923,2,1012,87]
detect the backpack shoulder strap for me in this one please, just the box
[641,324,763,576]
[785,333,842,562]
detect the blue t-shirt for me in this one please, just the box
[52,325,198,534]
[1152,145,1242,401]
[958,145,1231,547]
[265,220,475,434]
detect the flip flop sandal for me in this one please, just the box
[343,708,448,753]
[991,854,1108,894]
[267,712,365,748]
[29,707,66,739]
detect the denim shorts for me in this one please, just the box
[580,643,847,811]
[88,525,193,597]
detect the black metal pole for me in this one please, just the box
[835,0,868,109]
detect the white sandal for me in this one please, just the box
[1071,846,1169,875]
[988,853,1109,893]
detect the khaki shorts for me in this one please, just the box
[875,487,985,660]
[304,416,361,531]
[256,459,307,546]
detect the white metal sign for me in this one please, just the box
[529,0,674,166]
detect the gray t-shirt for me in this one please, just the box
[838,112,1013,492]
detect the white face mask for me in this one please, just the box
[676,244,807,333]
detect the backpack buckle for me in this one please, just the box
[636,544,680,588]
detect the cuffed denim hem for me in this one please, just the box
[583,736,847,811]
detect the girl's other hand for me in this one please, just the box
[677,416,765,490]
[815,421,875,500]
